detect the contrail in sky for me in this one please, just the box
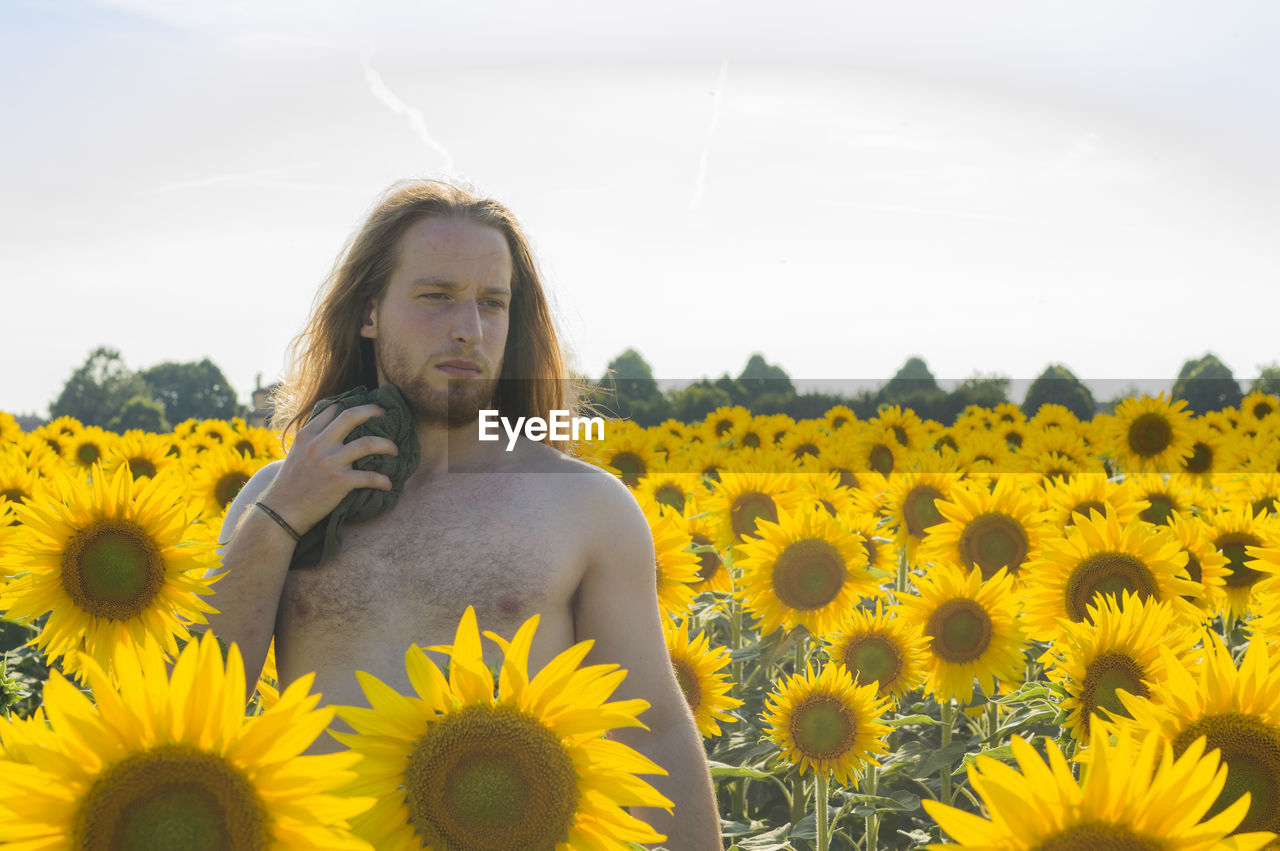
[689,58,729,214]
[361,56,455,173]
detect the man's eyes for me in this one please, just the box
[418,293,506,309]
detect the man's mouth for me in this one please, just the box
[437,360,482,376]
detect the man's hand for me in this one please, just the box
[257,403,398,536]
[574,472,723,851]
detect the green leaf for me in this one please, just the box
[885,713,940,728]
[731,824,794,850]
[708,761,774,779]
[917,742,969,776]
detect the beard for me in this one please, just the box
[374,339,499,427]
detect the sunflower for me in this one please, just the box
[668,442,734,485]
[1103,394,1195,474]
[101,430,183,480]
[1127,472,1210,526]
[702,468,805,551]
[187,445,269,521]
[879,462,963,560]
[64,424,116,471]
[822,600,928,703]
[635,492,701,617]
[870,405,928,452]
[662,618,742,738]
[1241,389,1280,425]
[1026,402,1082,433]
[951,430,1016,476]
[1021,505,1202,642]
[918,475,1043,583]
[923,724,1276,850]
[1112,635,1280,836]
[0,633,374,848]
[762,661,891,788]
[1037,471,1147,529]
[736,505,877,638]
[579,420,662,488]
[1014,426,1103,479]
[681,497,732,595]
[0,463,221,681]
[330,606,673,850]
[633,463,707,515]
[776,419,830,464]
[1227,471,1280,520]
[795,470,861,520]
[823,404,859,433]
[896,563,1026,705]
[699,405,753,442]
[0,444,44,510]
[1047,592,1199,740]
[1201,502,1280,620]
[724,414,771,452]
[840,510,895,583]
[850,424,909,475]
[1179,419,1238,481]
[814,435,874,491]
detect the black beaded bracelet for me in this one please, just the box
[254,501,301,542]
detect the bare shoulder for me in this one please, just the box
[511,442,647,539]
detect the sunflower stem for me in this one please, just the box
[815,771,831,851]
[894,548,910,598]
[791,771,807,825]
[986,700,1000,742]
[863,764,879,851]
[940,700,955,804]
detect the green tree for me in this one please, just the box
[942,374,1011,424]
[1022,364,1095,419]
[669,381,731,423]
[878,357,948,420]
[108,394,170,433]
[596,349,669,425]
[737,353,795,405]
[49,346,154,427]
[141,359,243,424]
[1171,353,1242,415]
[1252,363,1280,397]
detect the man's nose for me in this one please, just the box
[451,299,483,345]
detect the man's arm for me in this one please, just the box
[574,472,722,851]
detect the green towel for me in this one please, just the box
[289,383,420,571]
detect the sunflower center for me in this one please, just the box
[75,744,268,851]
[1127,413,1172,458]
[925,599,992,664]
[834,468,858,489]
[790,695,856,760]
[730,492,777,542]
[1,488,26,505]
[1252,496,1278,517]
[61,520,166,621]
[654,484,686,513]
[1253,401,1274,419]
[405,703,577,850]
[672,658,702,711]
[609,451,645,487]
[1005,432,1023,449]
[1183,442,1213,474]
[690,533,723,583]
[77,442,101,466]
[1064,552,1157,624]
[1067,501,1106,526]
[1216,532,1265,589]
[1080,652,1148,732]
[1183,551,1203,584]
[127,457,157,478]
[868,444,895,475]
[771,539,846,610]
[792,442,819,460]
[959,513,1030,579]
[903,486,945,538]
[214,472,251,510]
[843,635,902,695]
[1172,712,1280,833]
[1033,822,1162,851]
[891,425,909,447]
[234,439,255,456]
[1139,494,1175,525]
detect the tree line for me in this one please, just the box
[588,350,1280,427]
[29,345,1280,433]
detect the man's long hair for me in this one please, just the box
[273,180,577,450]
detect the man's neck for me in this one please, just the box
[412,417,507,476]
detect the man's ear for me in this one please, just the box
[359,299,377,339]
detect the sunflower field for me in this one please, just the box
[3,393,1280,849]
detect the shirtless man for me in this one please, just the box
[204,180,722,848]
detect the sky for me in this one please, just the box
[3,0,1280,416]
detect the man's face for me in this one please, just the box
[361,216,513,427]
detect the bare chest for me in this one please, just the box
[274,475,584,675]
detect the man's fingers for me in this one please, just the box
[323,405,388,441]
[353,471,395,491]
[335,435,400,466]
